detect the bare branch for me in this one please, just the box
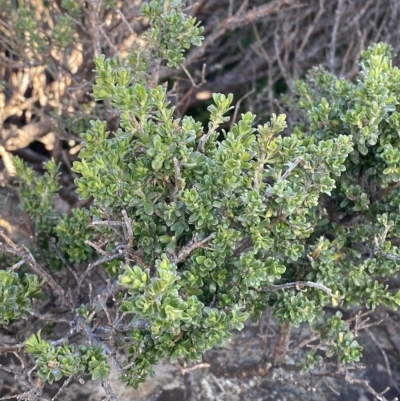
[265,157,304,197]
[197,122,220,153]
[102,379,119,401]
[173,233,215,264]
[122,210,134,246]
[51,375,74,401]
[0,231,75,310]
[85,240,109,256]
[171,157,184,199]
[267,280,335,297]
[182,363,211,375]
[80,247,126,283]
[330,0,345,72]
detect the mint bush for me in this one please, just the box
[2,0,400,398]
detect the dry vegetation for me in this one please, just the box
[2,0,400,190]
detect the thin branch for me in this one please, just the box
[85,240,109,256]
[230,88,255,130]
[176,63,207,113]
[121,210,133,246]
[87,0,102,56]
[89,221,125,227]
[7,259,26,272]
[266,281,334,297]
[356,314,387,331]
[330,0,345,72]
[288,333,320,355]
[30,309,71,324]
[0,342,24,354]
[265,157,303,197]
[365,327,399,394]
[187,0,298,64]
[116,9,137,37]
[127,251,151,270]
[182,363,210,375]
[274,30,291,91]
[172,233,215,264]
[271,321,291,366]
[102,379,119,401]
[197,121,220,153]
[171,157,184,199]
[0,231,75,310]
[0,145,16,175]
[0,394,19,400]
[80,249,125,283]
[323,378,341,396]
[181,63,198,88]
[297,0,325,58]
[51,375,74,401]
[281,157,303,181]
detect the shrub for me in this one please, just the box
[2,1,400,399]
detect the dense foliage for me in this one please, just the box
[2,0,400,398]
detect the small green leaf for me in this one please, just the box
[144,202,154,216]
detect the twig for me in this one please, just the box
[231,235,252,258]
[323,378,341,396]
[85,240,109,256]
[89,221,125,227]
[184,368,198,401]
[102,379,119,401]
[265,157,304,197]
[266,281,334,297]
[181,63,198,88]
[172,233,215,264]
[0,145,16,175]
[51,375,74,401]
[49,320,86,348]
[0,395,19,400]
[297,0,325,58]
[330,0,345,72]
[182,363,210,375]
[171,157,184,199]
[176,63,207,114]
[356,313,387,331]
[7,259,26,272]
[0,231,75,310]
[116,10,137,37]
[274,29,292,91]
[0,364,20,375]
[281,157,303,181]
[310,368,396,401]
[197,115,221,153]
[365,328,400,394]
[288,333,320,355]
[345,377,394,401]
[0,342,25,354]
[230,88,255,130]
[121,210,133,246]
[99,25,120,57]
[187,0,298,64]
[127,251,151,270]
[346,0,376,32]
[271,321,291,366]
[87,0,102,56]
[79,249,125,282]
[30,310,71,324]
